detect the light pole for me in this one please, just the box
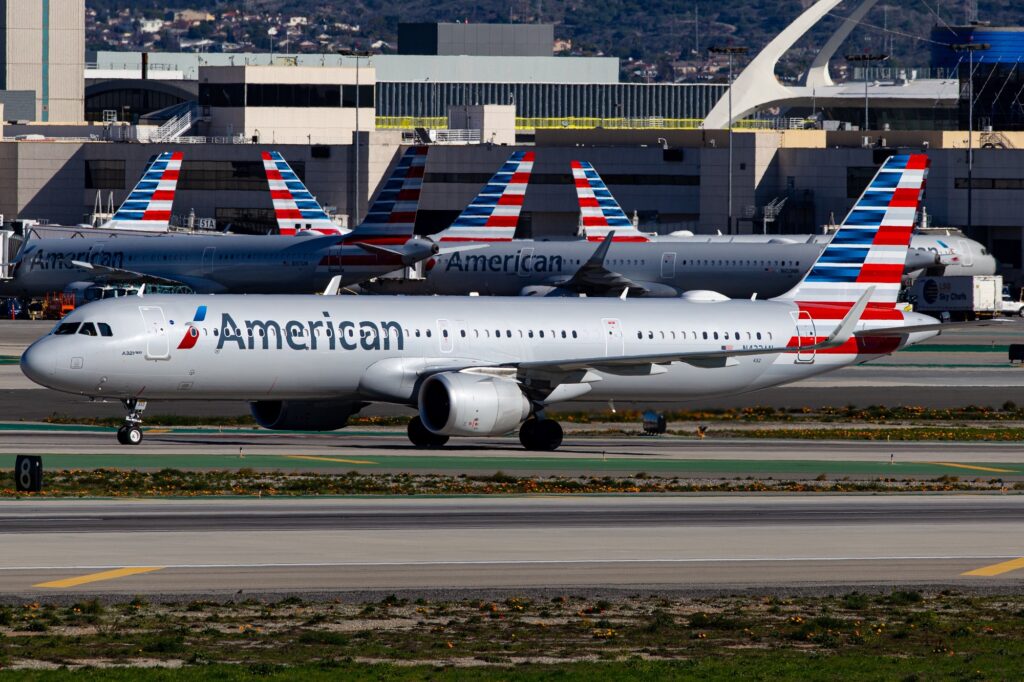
[949,42,990,238]
[709,45,747,235]
[340,49,371,225]
[844,53,889,131]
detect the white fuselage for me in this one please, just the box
[21,295,938,406]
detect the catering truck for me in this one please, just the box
[908,275,1002,320]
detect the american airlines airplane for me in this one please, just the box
[22,153,964,450]
[0,146,435,297]
[367,155,933,298]
[571,161,991,277]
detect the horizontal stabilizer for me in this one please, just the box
[855,318,1014,337]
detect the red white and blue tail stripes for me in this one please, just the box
[776,153,929,307]
[347,145,428,245]
[262,151,339,235]
[438,151,534,242]
[572,161,648,243]
[104,152,183,232]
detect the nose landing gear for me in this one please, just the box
[116,399,147,445]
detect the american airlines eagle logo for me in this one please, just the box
[176,305,208,350]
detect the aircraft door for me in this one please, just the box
[139,306,170,360]
[661,252,676,279]
[602,318,624,356]
[958,240,974,267]
[518,248,534,277]
[437,319,453,353]
[792,310,816,364]
[202,247,216,275]
[327,246,344,274]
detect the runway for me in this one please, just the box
[3,425,1024,478]
[2,496,1023,596]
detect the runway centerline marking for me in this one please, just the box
[286,455,377,465]
[962,557,1024,577]
[925,462,1018,474]
[33,567,164,589]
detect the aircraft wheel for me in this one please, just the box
[407,416,449,449]
[520,419,562,451]
[518,419,538,450]
[534,420,563,451]
[117,425,143,445]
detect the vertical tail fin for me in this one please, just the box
[103,152,183,232]
[571,161,648,242]
[436,151,534,242]
[774,153,929,305]
[262,151,340,235]
[346,145,428,244]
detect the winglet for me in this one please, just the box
[589,231,616,266]
[323,275,343,296]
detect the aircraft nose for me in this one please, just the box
[20,339,57,387]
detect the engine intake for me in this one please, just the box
[250,400,364,431]
[419,372,530,437]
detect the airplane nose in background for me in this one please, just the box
[20,340,57,387]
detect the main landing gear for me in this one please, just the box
[116,399,146,445]
[407,416,449,449]
[519,417,563,452]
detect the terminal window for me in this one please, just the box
[180,161,305,192]
[85,160,126,190]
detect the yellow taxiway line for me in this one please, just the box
[34,566,164,589]
[286,455,377,465]
[962,557,1024,577]
[926,462,1018,474]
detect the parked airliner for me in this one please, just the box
[571,161,991,277]
[366,156,933,298]
[0,146,434,297]
[22,153,964,450]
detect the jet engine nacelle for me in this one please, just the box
[418,372,531,437]
[250,400,364,431]
[400,238,441,266]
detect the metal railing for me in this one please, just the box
[377,115,797,132]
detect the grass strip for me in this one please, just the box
[0,468,1019,498]
[0,592,1023,677]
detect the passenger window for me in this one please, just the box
[561,330,567,339]
[528,330,534,338]
[702,331,708,340]
[54,322,80,335]
[713,332,719,340]
[756,332,762,340]
[539,331,545,338]
[78,322,98,336]
[426,330,432,337]
[415,329,421,337]
[460,330,466,338]
[637,332,643,340]
[572,331,578,339]
[507,330,512,338]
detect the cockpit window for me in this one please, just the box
[98,323,113,337]
[78,322,98,336]
[54,322,80,335]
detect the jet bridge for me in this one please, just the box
[0,230,22,280]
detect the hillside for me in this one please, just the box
[86,1,1024,81]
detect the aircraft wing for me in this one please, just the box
[546,232,652,296]
[506,288,872,375]
[69,260,189,287]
